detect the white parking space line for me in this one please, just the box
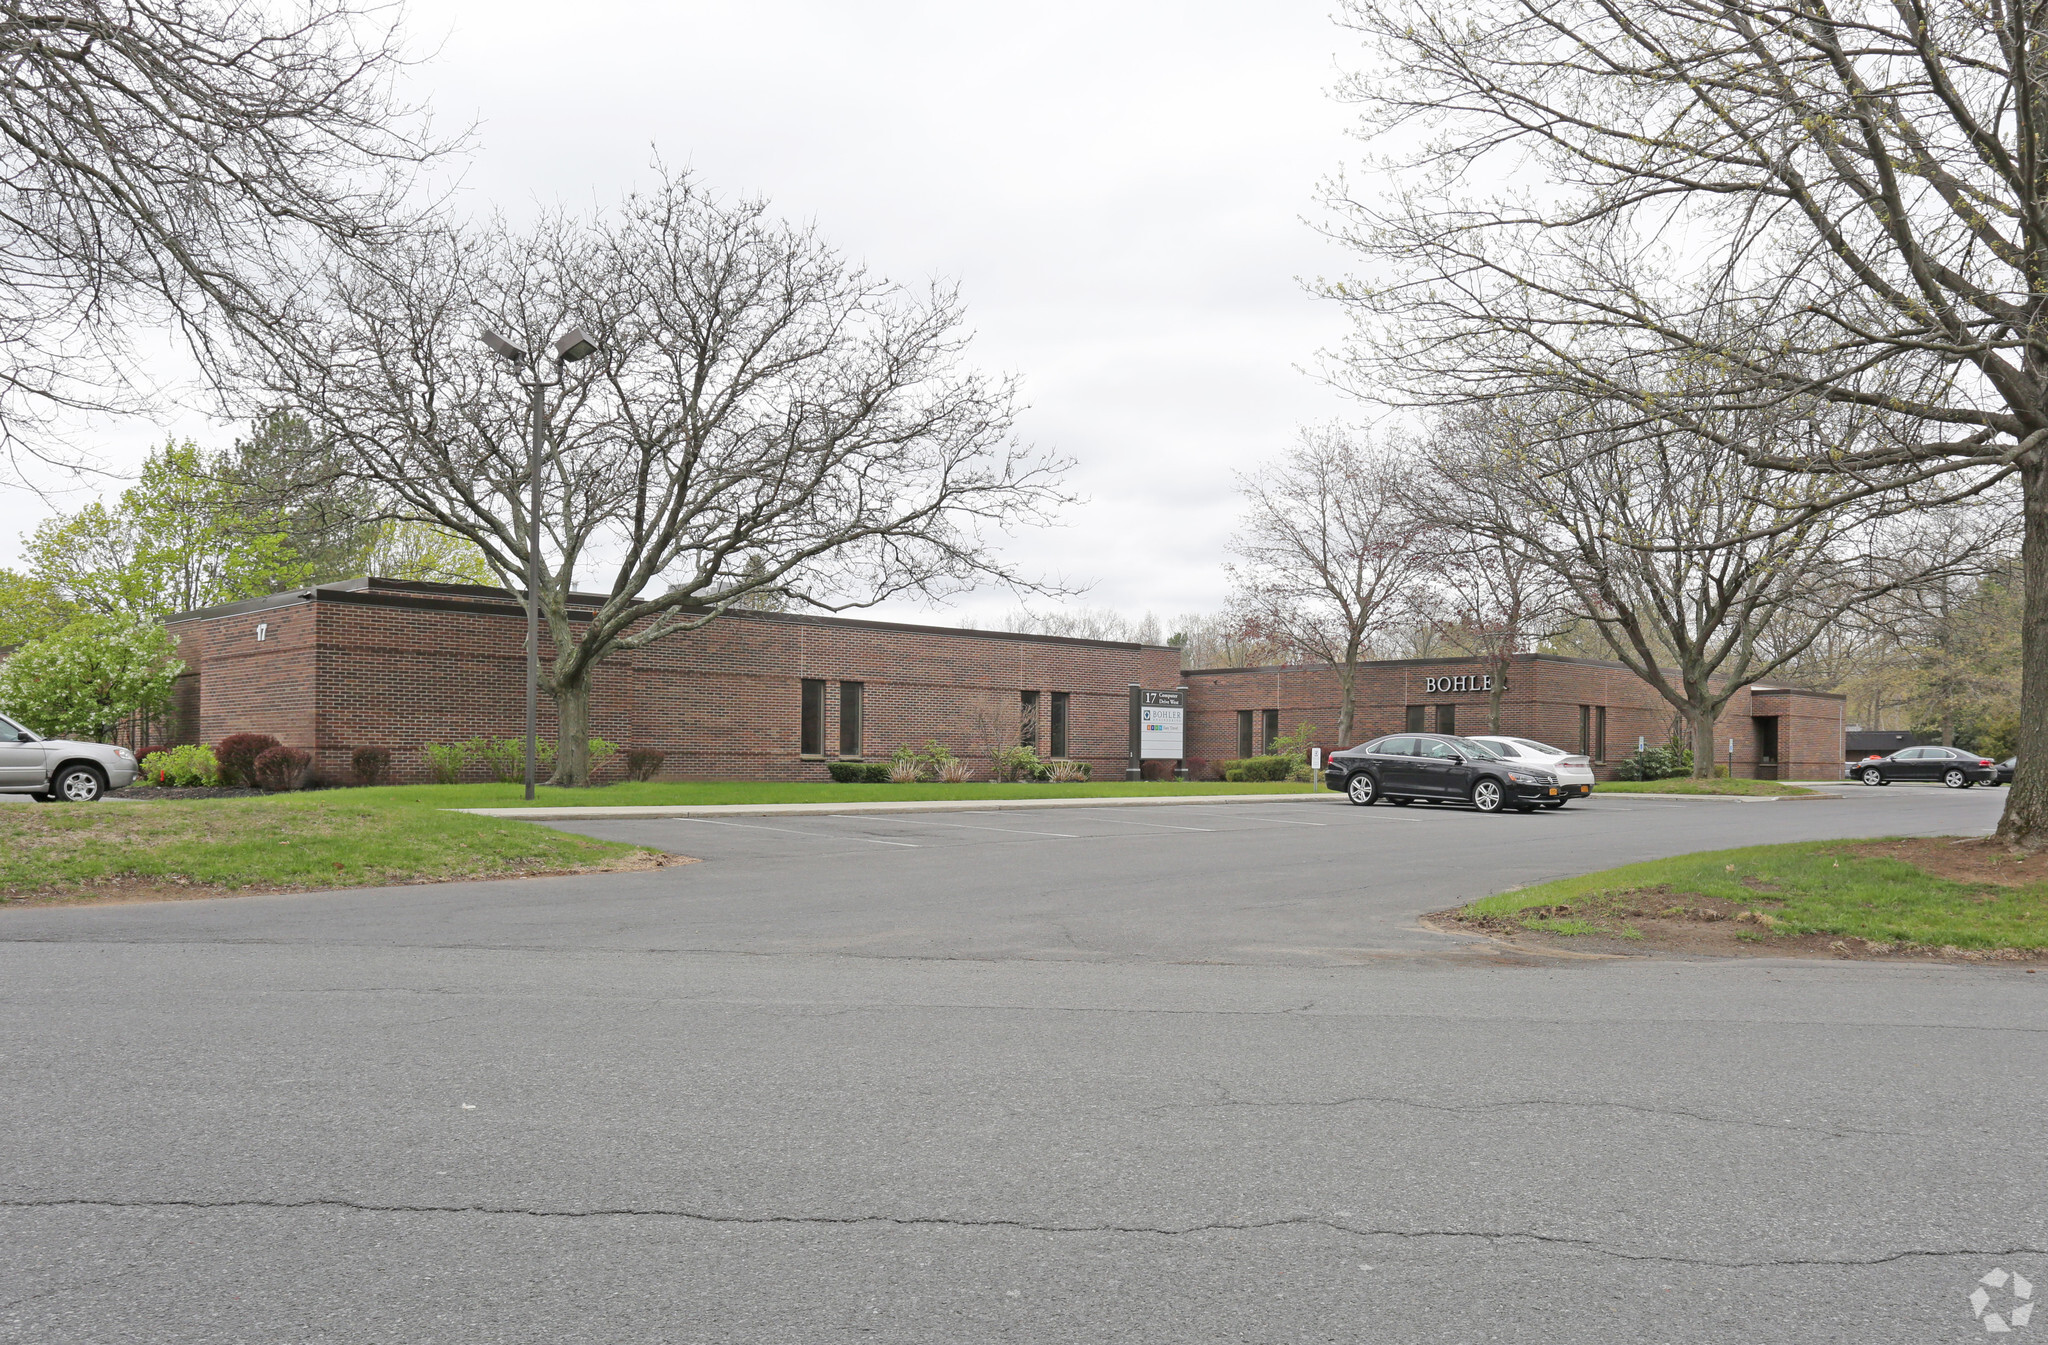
[660,817,919,847]
[900,820,1081,839]
[1064,811,1214,833]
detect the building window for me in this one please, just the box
[1406,704,1427,732]
[1262,709,1279,754]
[1594,706,1608,763]
[800,679,825,757]
[1579,705,1592,757]
[839,681,863,757]
[1021,690,1039,749]
[1050,692,1069,758]
[1237,709,1254,758]
[1435,703,1456,736]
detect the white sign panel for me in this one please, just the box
[1139,690,1185,760]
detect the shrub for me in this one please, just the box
[252,745,312,791]
[827,761,892,783]
[1140,759,1177,781]
[624,748,665,782]
[216,733,281,787]
[351,746,392,787]
[988,743,1042,782]
[1182,757,1216,781]
[138,743,219,788]
[1219,755,1294,783]
[886,759,922,783]
[938,757,976,783]
[1614,746,1693,781]
[421,741,466,784]
[1045,758,1089,783]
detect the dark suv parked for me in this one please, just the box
[1848,746,1998,788]
[1323,733,1564,814]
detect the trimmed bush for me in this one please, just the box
[252,745,312,792]
[827,761,892,783]
[351,746,392,787]
[1219,755,1294,783]
[421,741,466,784]
[624,748,665,782]
[215,733,280,787]
[1182,757,1216,782]
[138,743,219,788]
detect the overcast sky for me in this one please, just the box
[3,0,1366,628]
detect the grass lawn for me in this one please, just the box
[1461,838,2048,951]
[1595,778,1816,797]
[339,779,1325,809]
[0,793,659,903]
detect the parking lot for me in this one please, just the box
[3,785,2042,1343]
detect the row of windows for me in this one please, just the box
[800,683,1071,759]
[1236,709,1281,758]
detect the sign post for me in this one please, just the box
[1129,686,1186,780]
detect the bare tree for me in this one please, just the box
[1420,538,1571,735]
[251,168,1072,783]
[1427,401,1998,776]
[1325,0,2048,838]
[1225,427,1432,743]
[0,0,446,487]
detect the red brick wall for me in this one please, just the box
[167,587,1180,783]
[1184,656,1844,781]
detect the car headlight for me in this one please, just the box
[1506,771,1552,785]
[114,747,133,760]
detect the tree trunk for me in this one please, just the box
[549,671,592,787]
[1690,703,1719,780]
[1488,654,1508,733]
[1941,707,1954,748]
[1996,458,2048,848]
[1336,662,1357,746]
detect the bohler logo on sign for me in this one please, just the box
[1423,674,1494,694]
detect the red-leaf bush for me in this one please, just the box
[216,733,281,787]
[351,746,392,787]
[623,748,665,782]
[252,745,311,792]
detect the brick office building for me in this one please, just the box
[1184,654,1844,782]
[161,578,1183,783]
[158,578,1844,783]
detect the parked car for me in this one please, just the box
[1323,733,1563,814]
[1464,735,1596,807]
[1996,758,2016,785]
[0,711,137,801]
[1847,745,1998,789]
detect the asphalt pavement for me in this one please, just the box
[2,785,2042,1342]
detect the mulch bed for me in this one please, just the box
[110,786,294,801]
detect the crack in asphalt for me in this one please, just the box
[3,1197,2036,1271]
[1149,1093,1915,1138]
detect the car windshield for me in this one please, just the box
[1447,738,1504,758]
[1512,739,1565,756]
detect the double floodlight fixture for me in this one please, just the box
[480,325,599,365]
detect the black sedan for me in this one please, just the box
[1848,745,1999,788]
[1323,733,1570,814]
[1996,758,2016,785]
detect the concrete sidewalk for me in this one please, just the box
[454,792,1335,821]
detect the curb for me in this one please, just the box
[452,792,1335,821]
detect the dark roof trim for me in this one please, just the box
[164,576,1176,653]
[1183,652,1843,699]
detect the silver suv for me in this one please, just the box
[0,712,138,802]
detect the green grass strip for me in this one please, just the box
[343,779,1324,809]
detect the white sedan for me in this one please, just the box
[1466,736,1597,807]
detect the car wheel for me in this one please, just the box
[1860,768,1883,786]
[53,765,106,803]
[1471,778,1506,813]
[1345,773,1377,806]
[1943,768,1968,789]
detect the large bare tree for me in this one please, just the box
[1326,0,2048,840]
[0,0,445,486]
[1426,401,1998,775]
[252,169,1072,783]
[1225,428,1431,744]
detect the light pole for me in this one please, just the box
[481,325,599,801]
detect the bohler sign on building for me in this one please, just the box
[1423,674,1494,694]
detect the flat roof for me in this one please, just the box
[163,576,1179,654]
